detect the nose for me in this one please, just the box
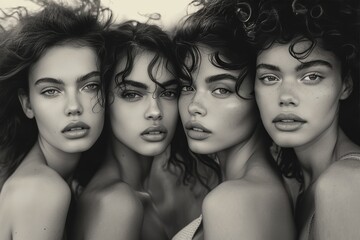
[65,92,83,116]
[279,81,299,107]
[145,98,163,120]
[188,92,207,116]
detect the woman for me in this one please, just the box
[0,3,109,239]
[172,1,295,239]
[251,0,360,239]
[72,20,216,240]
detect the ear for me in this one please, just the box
[18,89,34,119]
[340,75,353,100]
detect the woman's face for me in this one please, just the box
[178,46,257,155]
[21,44,104,153]
[109,51,178,156]
[255,41,350,149]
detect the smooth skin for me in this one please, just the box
[178,46,295,240]
[0,44,104,240]
[255,41,360,240]
[73,51,211,240]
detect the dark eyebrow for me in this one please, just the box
[120,80,148,90]
[256,60,333,73]
[161,79,179,88]
[205,74,237,83]
[77,71,100,83]
[34,71,100,86]
[256,64,280,72]
[35,77,63,86]
[296,60,333,72]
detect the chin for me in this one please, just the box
[62,144,92,153]
[272,136,306,148]
[139,150,165,157]
[135,144,168,157]
[274,141,296,148]
[188,142,216,155]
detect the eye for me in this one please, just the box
[121,91,142,102]
[41,88,61,97]
[160,89,178,99]
[258,74,280,85]
[301,73,323,84]
[181,86,194,92]
[212,88,232,96]
[83,82,100,91]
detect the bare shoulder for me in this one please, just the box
[312,152,360,239]
[74,181,143,240]
[2,165,71,211]
[203,158,292,210]
[316,156,360,196]
[202,179,295,240]
[0,165,71,239]
[203,178,289,215]
[80,181,142,215]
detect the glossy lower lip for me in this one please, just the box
[184,121,212,140]
[62,128,90,139]
[274,121,305,132]
[62,121,90,132]
[186,129,211,140]
[140,132,167,142]
[185,121,211,132]
[273,113,306,123]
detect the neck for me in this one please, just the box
[108,135,153,191]
[37,138,80,181]
[216,125,268,180]
[295,119,340,189]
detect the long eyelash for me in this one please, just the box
[120,91,131,98]
[181,86,193,91]
[259,75,278,81]
[41,89,59,95]
[302,73,324,81]
[213,88,233,94]
[84,83,99,90]
[120,90,141,98]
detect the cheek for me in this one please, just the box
[255,91,275,120]
[307,95,341,124]
[83,93,104,115]
[255,88,270,106]
[88,94,102,112]
[178,96,190,117]
[163,102,178,127]
[109,103,130,129]
[214,101,257,136]
[302,86,341,114]
[110,108,137,142]
[32,107,60,137]
[91,111,105,131]
[230,103,256,128]
[31,98,60,123]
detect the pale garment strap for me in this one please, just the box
[339,152,360,161]
[172,215,202,240]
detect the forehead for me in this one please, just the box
[114,50,175,85]
[29,44,98,82]
[257,41,339,66]
[184,45,213,69]
[187,46,240,82]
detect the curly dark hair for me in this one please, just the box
[80,20,217,190]
[174,0,256,99]
[102,20,182,96]
[173,0,266,186]
[0,2,111,187]
[248,0,360,182]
